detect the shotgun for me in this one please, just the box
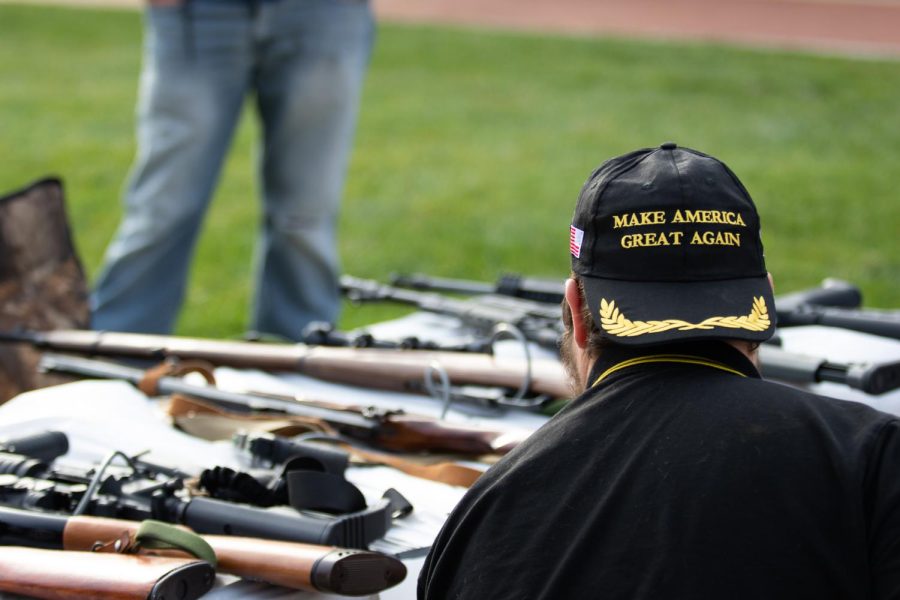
[0,328,570,400]
[0,546,213,600]
[0,505,406,596]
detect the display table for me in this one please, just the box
[0,313,897,598]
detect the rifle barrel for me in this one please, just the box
[389,273,496,296]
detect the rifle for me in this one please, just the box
[0,328,569,401]
[774,305,900,341]
[0,546,214,600]
[388,273,900,342]
[39,352,533,454]
[0,433,402,550]
[390,273,865,312]
[341,275,563,350]
[0,505,406,595]
[253,324,900,397]
[758,345,900,396]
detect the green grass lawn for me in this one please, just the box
[0,4,898,338]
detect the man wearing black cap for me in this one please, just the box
[418,143,900,599]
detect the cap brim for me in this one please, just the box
[581,275,776,346]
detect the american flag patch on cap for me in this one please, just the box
[570,225,584,258]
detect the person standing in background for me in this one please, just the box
[91,0,375,340]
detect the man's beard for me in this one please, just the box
[558,325,585,396]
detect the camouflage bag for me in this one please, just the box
[0,177,90,402]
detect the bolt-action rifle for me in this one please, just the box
[0,546,214,600]
[0,328,569,401]
[291,326,900,396]
[38,352,533,453]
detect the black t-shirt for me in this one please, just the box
[418,341,900,600]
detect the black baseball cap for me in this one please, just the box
[569,142,776,345]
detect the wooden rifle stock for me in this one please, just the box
[63,515,406,596]
[12,329,570,399]
[370,412,529,455]
[0,547,214,600]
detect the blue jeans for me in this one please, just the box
[90,0,375,340]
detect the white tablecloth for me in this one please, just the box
[0,314,898,599]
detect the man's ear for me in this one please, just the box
[767,272,775,293]
[564,278,589,350]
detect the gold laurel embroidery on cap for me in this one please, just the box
[599,296,771,337]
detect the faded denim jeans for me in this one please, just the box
[91,0,375,340]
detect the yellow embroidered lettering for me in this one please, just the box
[675,210,746,226]
[690,230,742,246]
[620,231,684,248]
[640,211,666,225]
[612,211,667,229]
